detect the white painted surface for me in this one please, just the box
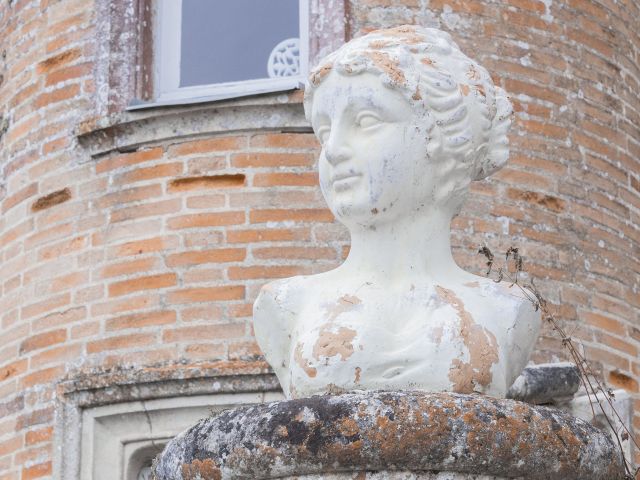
[254,26,541,399]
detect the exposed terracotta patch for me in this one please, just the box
[412,86,422,101]
[364,51,407,86]
[368,39,393,49]
[324,294,362,322]
[168,174,245,191]
[31,188,71,212]
[313,326,358,362]
[466,64,481,81]
[436,286,499,393]
[474,84,486,98]
[421,56,435,66]
[460,83,471,96]
[430,325,444,344]
[294,343,317,378]
[310,62,333,85]
[354,366,362,383]
[378,25,422,44]
[464,281,480,288]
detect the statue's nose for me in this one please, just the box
[324,132,353,166]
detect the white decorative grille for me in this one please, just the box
[268,38,301,78]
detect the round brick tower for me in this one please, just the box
[0,0,638,478]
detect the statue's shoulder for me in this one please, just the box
[459,275,541,327]
[254,275,309,320]
[253,275,310,392]
[253,275,311,352]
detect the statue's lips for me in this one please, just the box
[331,172,361,191]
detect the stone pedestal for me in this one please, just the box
[152,391,624,480]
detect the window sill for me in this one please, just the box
[77,89,311,158]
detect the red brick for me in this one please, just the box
[112,236,173,256]
[45,62,91,86]
[29,344,82,368]
[106,311,176,331]
[25,427,53,446]
[1,183,38,214]
[185,194,226,209]
[250,209,334,223]
[34,83,80,108]
[226,228,310,243]
[110,199,182,223]
[95,148,164,174]
[114,162,183,184]
[108,273,176,297]
[21,461,52,480]
[19,366,65,389]
[250,133,319,149]
[253,172,318,187]
[21,293,70,320]
[95,184,162,209]
[166,248,246,267]
[163,323,245,342]
[0,437,22,457]
[253,246,336,260]
[100,257,158,278]
[168,136,246,156]
[228,265,308,280]
[36,48,81,73]
[87,333,155,354]
[168,211,245,229]
[19,329,67,354]
[167,286,245,304]
[231,153,315,167]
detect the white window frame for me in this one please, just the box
[153,0,309,106]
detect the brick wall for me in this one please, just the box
[0,0,638,477]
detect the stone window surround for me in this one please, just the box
[54,364,282,480]
[87,0,347,157]
[97,0,349,112]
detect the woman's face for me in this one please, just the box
[310,71,443,228]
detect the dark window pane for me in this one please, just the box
[180,0,300,87]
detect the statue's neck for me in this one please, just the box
[340,211,465,285]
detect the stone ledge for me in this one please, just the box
[75,90,311,158]
[152,391,624,480]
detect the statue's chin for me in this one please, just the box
[332,204,396,230]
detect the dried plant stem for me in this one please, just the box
[478,246,639,479]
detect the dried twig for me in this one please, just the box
[479,246,639,479]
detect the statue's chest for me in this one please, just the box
[287,290,511,399]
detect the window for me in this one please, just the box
[146,0,309,107]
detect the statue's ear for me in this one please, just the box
[470,144,488,181]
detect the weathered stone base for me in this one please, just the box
[153,391,624,480]
[283,473,505,479]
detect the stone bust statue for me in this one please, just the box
[254,25,541,399]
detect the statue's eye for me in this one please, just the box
[316,126,331,144]
[356,112,382,129]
